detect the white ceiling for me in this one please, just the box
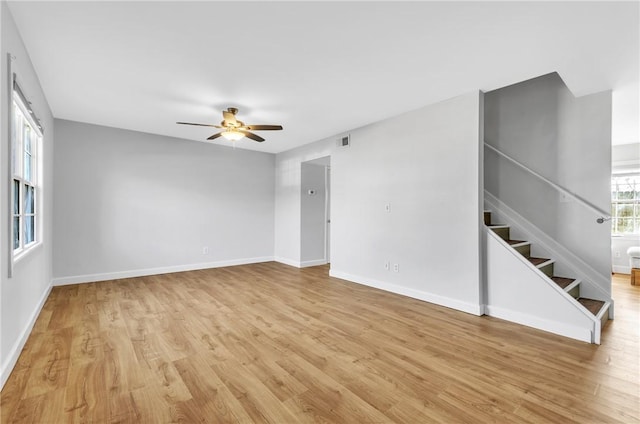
[7,1,639,154]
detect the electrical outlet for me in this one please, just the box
[202,246,209,255]
[384,261,390,270]
[615,251,621,258]
[385,203,391,213]
[393,263,399,272]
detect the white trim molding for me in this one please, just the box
[274,257,327,268]
[612,265,631,275]
[300,259,327,268]
[51,256,275,286]
[329,269,483,316]
[484,305,592,343]
[274,257,301,268]
[1,283,52,390]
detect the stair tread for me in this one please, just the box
[528,257,552,266]
[577,298,606,316]
[551,276,576,289]
[506,239,527,245]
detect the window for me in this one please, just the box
[12,87,42,257]
[611,174,640,235]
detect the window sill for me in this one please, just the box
[611,234,640,241]
[13,241,42,264]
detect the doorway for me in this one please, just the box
[300,156,331,266]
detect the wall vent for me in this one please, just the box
[337,134,350,148]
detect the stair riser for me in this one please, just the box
[600,307,609,329]
[491,227,510,240]
[567,285,580,299]
[515,244,531,257]
[539,263,554,278]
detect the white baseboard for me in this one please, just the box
[274,257,301,268]
[612,265,631,274]
[329,269,483,316]
[485,305,592,343]
[275,258,328,268]
[300,259,327,268]
[1,283,52,390]
[51,256,275,286]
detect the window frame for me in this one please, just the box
[11,86,43,261]
[611,173,640,236]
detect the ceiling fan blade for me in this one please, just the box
[222,110,238,126]
[177,122,222,128]
[245,124,283,131]
[239,130,265,142]
[207,132,224,140]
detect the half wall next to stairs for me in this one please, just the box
[484,208,611,344]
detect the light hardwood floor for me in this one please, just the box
[1,263,638,423]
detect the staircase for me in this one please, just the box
[484,210,611,343]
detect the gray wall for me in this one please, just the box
[275,91,484,313]
[330,91,484,313]
[300,162,327,264]
[53,120,275,282]
[484,72,612,291]
[1,3,55,386]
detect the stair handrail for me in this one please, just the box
[484,143,611,223]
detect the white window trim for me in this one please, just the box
[611,173,640,236]
[11,85,43,263]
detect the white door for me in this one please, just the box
[325,166,331,263]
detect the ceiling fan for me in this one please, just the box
[177,107,283,142]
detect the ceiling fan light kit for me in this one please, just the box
[177,107,283,143]
[221,129,244,141]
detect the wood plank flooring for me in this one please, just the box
[1,263,638,423]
